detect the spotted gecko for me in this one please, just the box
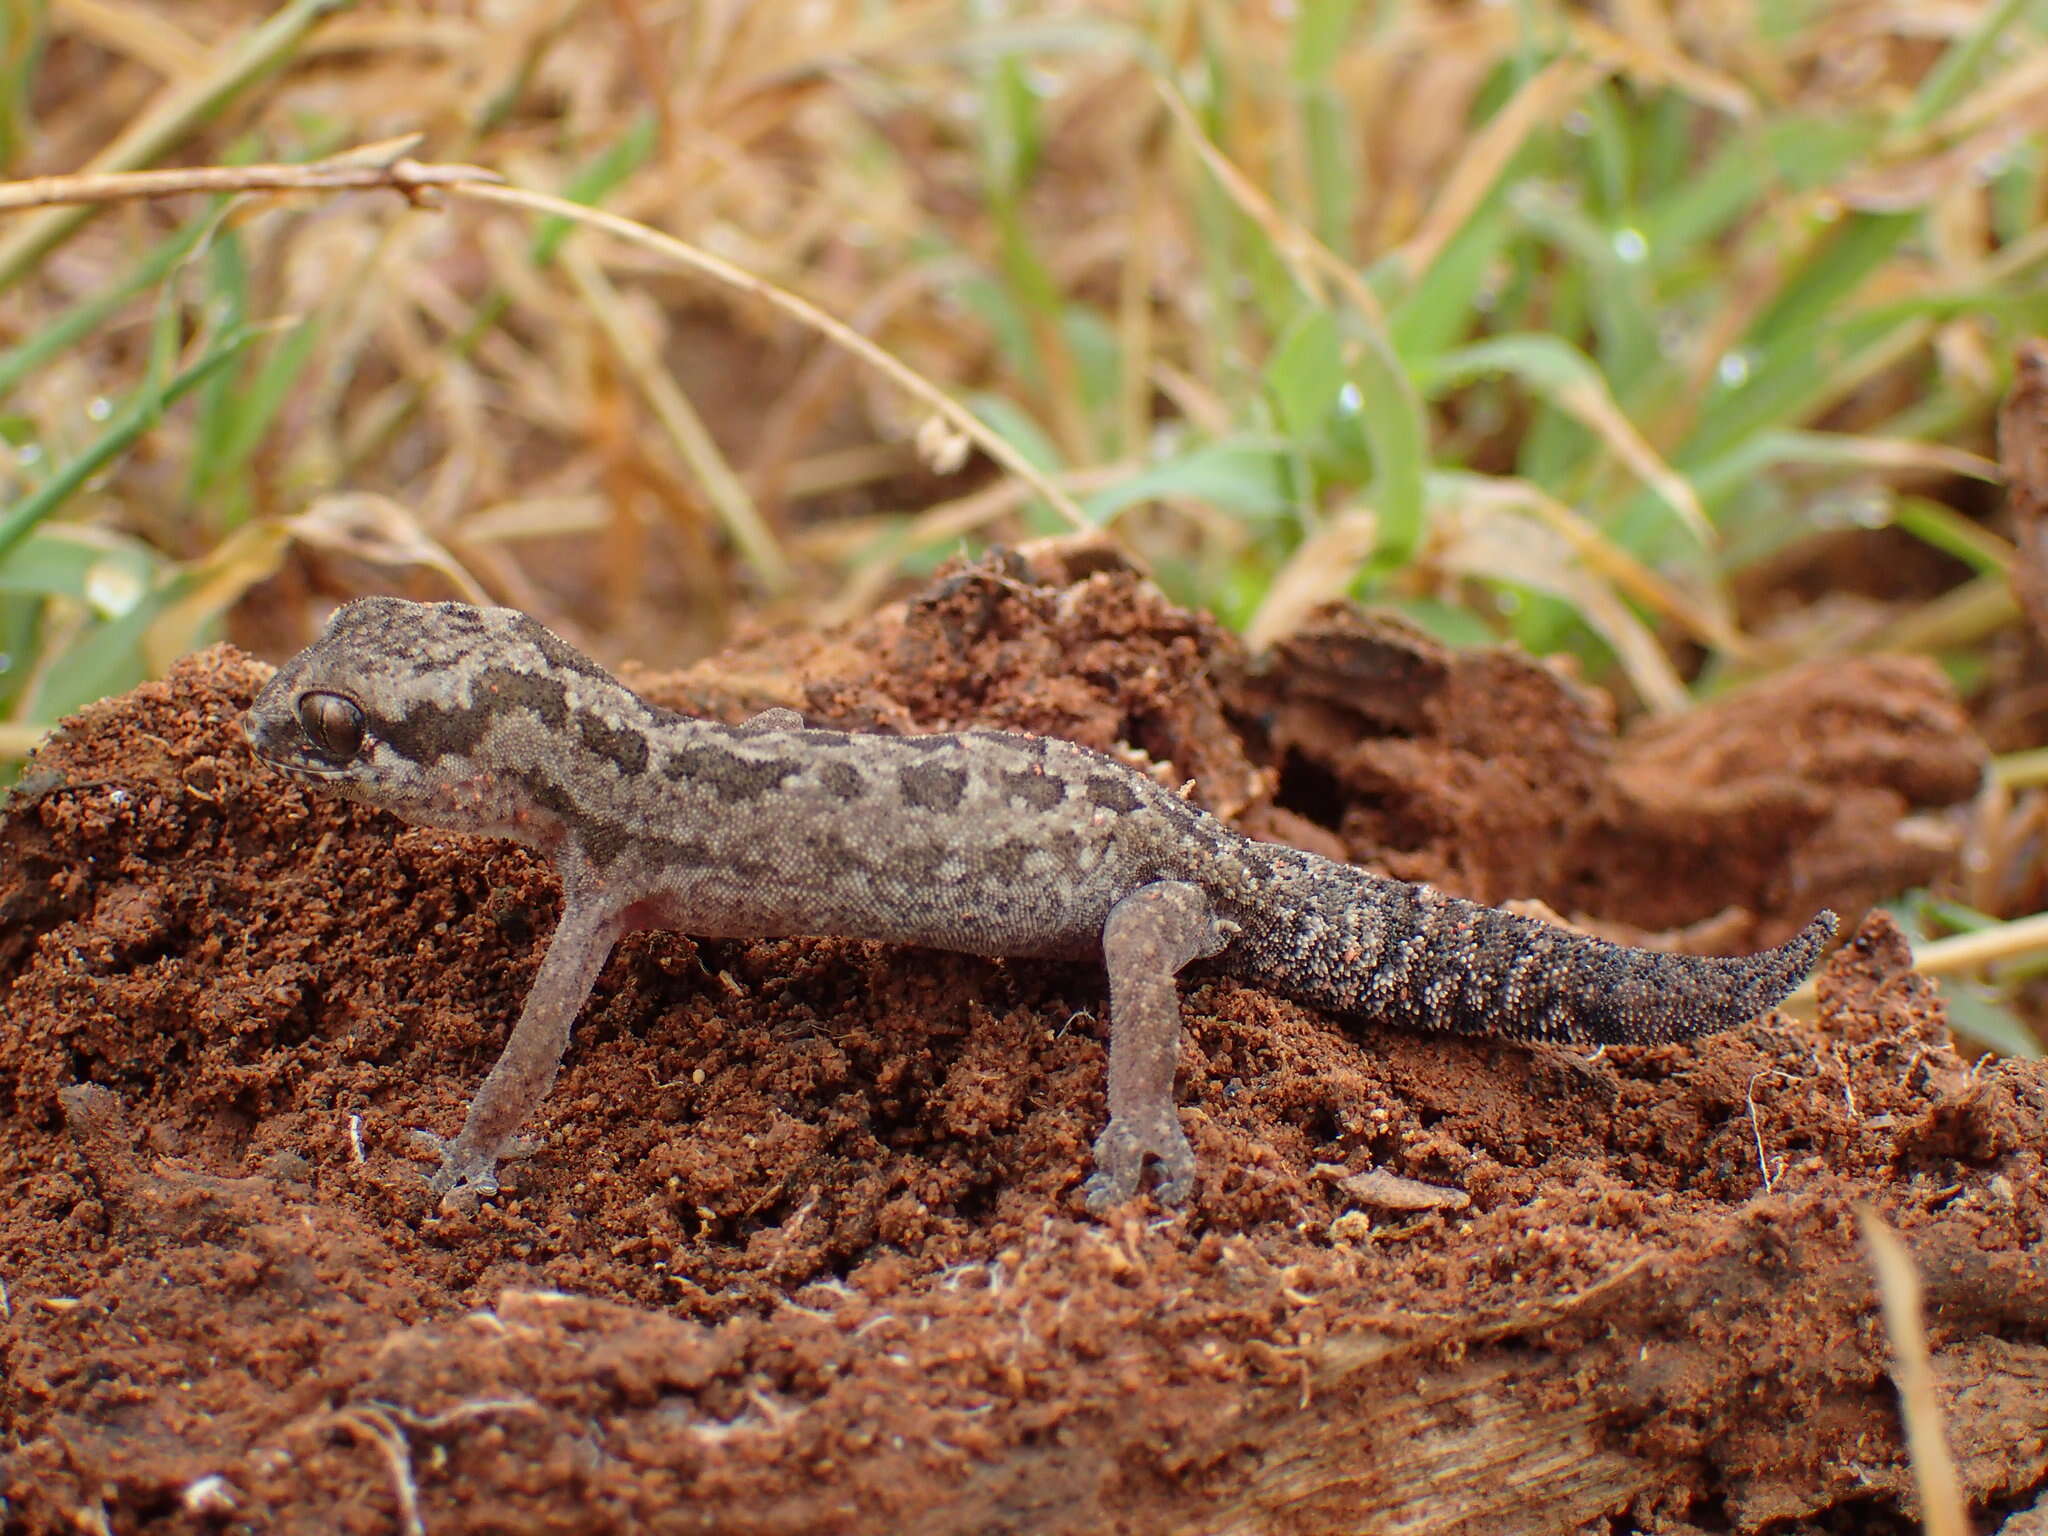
[242,597,1836,1210]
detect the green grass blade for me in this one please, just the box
[1744,211,1915,355]
[1265,308,1347,444]
[0,324,262,564]
[17,579,178,722]
[0,208,215,400]
[1383,196,1511,365]
[1350,325,1429,566]
[1082,436,1293,526]
[0,0,48,171]
[1904,0,2037,131]
[198,313,324,523]
[966,391,1063,473]
[1290,0,1362,249]
[1637,133,1777,269]
[186,232,254,504]
[0,526,161,609]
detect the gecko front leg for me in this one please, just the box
[416,892,625,1202]
[1082,880,1237,1212]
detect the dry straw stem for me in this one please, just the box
[1994,747,2048,789]
[1781,910,2048,1015]
[1393,55,1608,283]
[1910,912,2048,977]
[1442,475,1747,659]
[1858,1208,1969,1536]
[1151,76,1386,326]
[0,723,47,757]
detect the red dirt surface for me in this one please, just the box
[3,547,2043,1534]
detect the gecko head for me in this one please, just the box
[241,595,611,833]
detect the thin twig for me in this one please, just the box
[0,0,364,290]
[0,136,502,213]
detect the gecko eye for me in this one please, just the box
[296,692,365,760]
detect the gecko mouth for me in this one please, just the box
[242,710,350,780]
[254,754,349,781]
[244,733,350,781]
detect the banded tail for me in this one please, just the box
[1226,851,1836,1047]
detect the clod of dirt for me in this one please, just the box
[3,554,2041,1533]
[2003,340,2048,653]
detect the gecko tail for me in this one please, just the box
[1231,852,1839,1047]
[1546,907,1839,1047]
[1422,901,1839,1047]
[1722,909,1838,1022]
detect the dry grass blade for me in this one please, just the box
[1876,575,2019,657]
[1152,76,1385,324]
[1244,508,1378,651]
[1999,342,2048,648]
[1394,56,1606,282]
[558,244,790,593]
[1441,475,1747,657]
[1858,1209,1969,1536]
[54,0,210,79]
[1565,13,1755,119]
[444,181,1090,535]
[1549,366,1710,545]
[1808,436,2001,484]
[1430,492,1689,713]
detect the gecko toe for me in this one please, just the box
[1083,1113,1195,1213]
[410,1129,505,1202]
[1080,1164,1134,1213]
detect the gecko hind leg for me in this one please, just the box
[1082,880,1237,1213]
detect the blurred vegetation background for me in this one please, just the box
[4,0,2048,1039]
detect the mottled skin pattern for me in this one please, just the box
[243,597,1838,1211]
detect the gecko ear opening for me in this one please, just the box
[296,692,366,760]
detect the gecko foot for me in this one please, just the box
[409,1129,539,1205]
[1081,1110,1195,1213]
